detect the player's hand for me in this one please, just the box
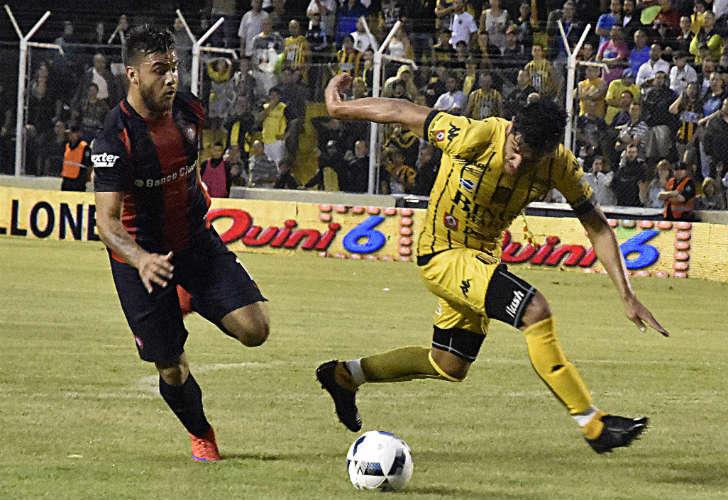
[623,294,669,337]
[137,251,174,293]
[325,73,353,113]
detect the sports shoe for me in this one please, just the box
[190,426,221,462]
[316,360,362,432]
[585,414,648,454]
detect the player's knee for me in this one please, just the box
[520,291,552,329]
[430,348,470,381]
[238,318,270,347]
[222,303,270,347]
[155,354,189,385]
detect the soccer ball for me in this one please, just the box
[346,431,413,491]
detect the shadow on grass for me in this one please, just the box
[654,462,728,487]
[220,451,341,461]
[406,485,526,499]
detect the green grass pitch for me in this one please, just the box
[1,237,727,499]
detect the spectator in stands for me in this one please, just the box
[434,75,466,113]
[306,12,330,101]
[248,139,279,188]
[413,141,441,195]
[636,43,671,86]
[88,21,107,48]
[74,53,121,110]
[628,29,651,75]
[695,176,727,209]
[658,161,696,219]
[387,25,414,62]
[173,17,193,91]
[584,156,617,206]
[577,65,608,119]
[656,0,681,32]
[424,65,448,107]
[383,65,419,100]
[479,0,510,52]
[621,0,641,41]
[207,57,236,140]
[351,17,377,53]
[76,83,109,143]
[670,81,702,159]
[690,10,722,64]
[596,0,623,51]
[702,97,728,180]
[305,141,345,190]
[644,159,673,208]
[613,143,649,206]
[268,0,289,34]
[342,139,369,192]
[60,123,92,192]
[434,0,457,34]
[503,69,538,118]
[674,15,694,53]
[408,0,437,63]
[336,0,368,45]
[201,142,233,198]
[546,0,583,82]
[432,28,455,67]
[54,20,76,52]
[669,50,698,95]
[642,71,679,131]
[465,71,503,119]
[501,24,528,83]
[239,0,270,58]
[107,14,129,46]
[611,89,637,127]
[307,0,337,41]
[605,68,640,124]
[27,61,59,144]
[279,64,308,162]
[615,101,649,158]
[335,35,360,77]
[284,20,311,84]
[259,87,287,166]
[37,120,67,177]
[575,99,609,170]
[251,18,284,95]
[226,99,256,167]
[383,147,416,193]
[514,1,535,51]
[524,43,557,100]
[380,0,408,34]
[698,72,727,126]
[597,25,630,83]
[232,57,258,110]
[384,122,419,168]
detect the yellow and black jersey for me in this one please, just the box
[467,88,503,120]
[417,112,594,258]
[524,59,556,97]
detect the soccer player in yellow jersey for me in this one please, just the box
[316,73,670,454]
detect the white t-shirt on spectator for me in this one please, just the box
[91,68,109,100]
[449,12,478,47]
[669,64,697,95]
[238,10,269,57]
[307,0,338,37]
[636,58,670,86]
[351,31,377,53]
[434,90,466,112]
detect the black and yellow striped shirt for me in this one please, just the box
[467,88,503,119]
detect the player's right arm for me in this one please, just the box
[325,74,431,137]
[93,135,173,293]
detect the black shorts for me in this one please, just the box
[110,228,266,362]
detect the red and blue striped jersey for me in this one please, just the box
[93,92,211,256]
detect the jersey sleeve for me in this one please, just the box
[552,148,595,215]
[424,110,498,159]
[92,133,133,192]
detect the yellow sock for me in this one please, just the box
[360,346,443,383]
[523,317,592,415]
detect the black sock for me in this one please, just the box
[159,374,211,438]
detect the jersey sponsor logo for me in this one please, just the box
[134,162,197,188]
[443,212,458,230]
[460,278,471,297]
[505,290,525,318]
[91,153,119,168]
[447,123,460,141]
[459,178,475,192]
[434,130,446,142]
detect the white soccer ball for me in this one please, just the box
[346,430,413,491]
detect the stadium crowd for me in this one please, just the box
[1,0,728,216]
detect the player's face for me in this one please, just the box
[504,128,540,175]
[137,50,179,114]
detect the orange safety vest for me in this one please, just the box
[664,176,695,219]
[62,140,88,179]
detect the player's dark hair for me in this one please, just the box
[124,24,175,67]
[513,100,566,154]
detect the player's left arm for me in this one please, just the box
[555,150,669,337]
[577,206,668,337]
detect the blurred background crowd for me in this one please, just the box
[1,0,727,215]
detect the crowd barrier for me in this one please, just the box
[1,185,727,282]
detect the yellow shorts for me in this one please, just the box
[417,248,501,335]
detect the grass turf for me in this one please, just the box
[1,237,727,499]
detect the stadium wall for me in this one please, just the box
[2,185,727,282]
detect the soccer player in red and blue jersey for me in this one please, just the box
[93,25,270,462]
